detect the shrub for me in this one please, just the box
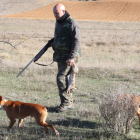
[99,91,137,135]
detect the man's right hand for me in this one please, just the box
[47,40,53,48]
[66,59,74,66]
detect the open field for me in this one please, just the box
[4,0,140,22]
[0,0,140,139]
[0,18,140,139]
[1,0,57,15]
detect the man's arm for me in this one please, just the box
[67,21,81,66]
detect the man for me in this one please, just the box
[52,3,81,112]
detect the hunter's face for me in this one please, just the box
[53,8,65,20]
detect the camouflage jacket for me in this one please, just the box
[52,16,81,63]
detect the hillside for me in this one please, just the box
[4,0,140,22]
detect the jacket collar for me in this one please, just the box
[57,10,70,23]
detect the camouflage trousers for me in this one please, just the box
[57,62,75,106]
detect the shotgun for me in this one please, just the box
[17,38,54,78]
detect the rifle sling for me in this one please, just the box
[34,61,54,66]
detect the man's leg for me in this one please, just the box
[56,62,73,112]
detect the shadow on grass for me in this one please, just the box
[0,120,134,140]
[53,117,97,129]
[46,106,57,113]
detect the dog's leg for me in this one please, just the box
[46,123,59,135]
[137,113,140,126]
[137,108,140,126]
[126,117,133,133]
[7,118,16,131]
[41,122,59,135]
[18,119,23,128]
[35,116,59,135]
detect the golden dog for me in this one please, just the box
[0,95,59,135]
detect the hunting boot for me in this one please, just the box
[56,91,74,113]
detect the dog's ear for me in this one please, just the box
[0,96,2,101]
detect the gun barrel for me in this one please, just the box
[17,38,54,78]
[16,58,35,78]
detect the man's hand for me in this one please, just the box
[47,40,53,48]
[66,59,74,66]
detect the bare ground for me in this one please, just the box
[3,0,140,22]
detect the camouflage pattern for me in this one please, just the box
[53,16,81,62]
[53,17,73,62]
[57,62,73,105]
[53,16,81,106]
[67,63,78,93]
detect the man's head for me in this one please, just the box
[53,4,65,20]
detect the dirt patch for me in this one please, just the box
[4,0,140,22]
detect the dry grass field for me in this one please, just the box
[0,0,140,139]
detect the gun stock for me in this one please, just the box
[34,38,54,62]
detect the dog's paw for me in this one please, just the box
[55,130,59,135]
